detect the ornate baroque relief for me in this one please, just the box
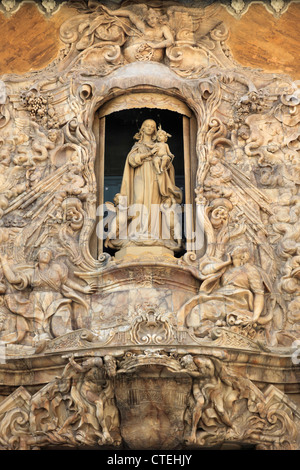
[0,352,299,450]
[0,0,300,450]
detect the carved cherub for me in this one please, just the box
[151,127,174,174]
[100,4,174,52]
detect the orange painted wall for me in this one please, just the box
[0,3,77,75]
[0,2,299,79]
[224,3,300,79]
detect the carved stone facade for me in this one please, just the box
[0,0,300,451]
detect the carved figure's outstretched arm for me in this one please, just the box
[0,254,23,285]
[100,5,145,33]
[200,255,232,277]
[64,277,95,295]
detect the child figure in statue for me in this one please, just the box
[151,128,174,174]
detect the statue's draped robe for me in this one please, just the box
[178,262,266,332]
[120,141,182,239]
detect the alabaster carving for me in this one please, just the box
[105,119,182,252]
[0,351,299,450]
[0,247,94,343]
[0,0,300,450]
[177,244,271,339]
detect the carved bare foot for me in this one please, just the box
[99,431,113,445]
[185,432,197,445]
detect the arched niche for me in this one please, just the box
[90,91,198,259]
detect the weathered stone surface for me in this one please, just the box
[0,2,299,78]
[0,0,299,451]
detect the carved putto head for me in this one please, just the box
[156,126,171,142]
[144,7,164,27]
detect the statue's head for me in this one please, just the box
[145,8,160,27]
[156,127,171,142]
[230,245,251,266]
[38,248,53,264]
[134,119,157,141]
[141,119,157,135]
[48,129,59,143]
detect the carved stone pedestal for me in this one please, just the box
[0,343,299,451]
[114,246,175,260]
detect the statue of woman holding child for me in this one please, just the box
[105,119,182,252]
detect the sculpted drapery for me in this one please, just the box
[177,246,271,337]
[106,119,182,248]
[0,248,93,342]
